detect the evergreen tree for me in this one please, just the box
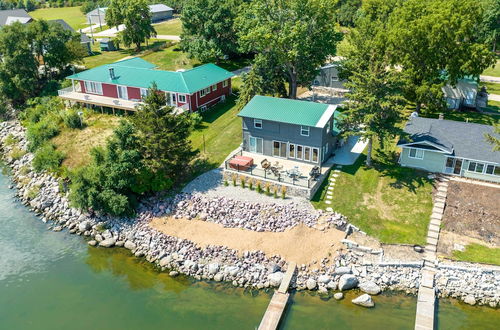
[485,123,500,152]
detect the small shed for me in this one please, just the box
[99,38,117,51]
[149,4,174,22]
[442,78,478,109]
[49,19,92,55]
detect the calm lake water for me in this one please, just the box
[0,173,498,330]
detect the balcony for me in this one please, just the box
[58,87,143,111]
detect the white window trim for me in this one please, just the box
[272,140,288,159]
[300,126,310,137]
[296,145,303,160]
[254,119,262,129]
[312,147,319,163]
[117,85,128,100]
[84,81,103,95]
[289,143,296,159]
[178,94,187,103]
[223,80,228,88]
[140,88,148,99]
[408,147,424,160]
[249,136,263,154]
[212,84,217,92]
[200,87,211,97]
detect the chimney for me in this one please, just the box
[109,67,115,80]
[438,113,444,120]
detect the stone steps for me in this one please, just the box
[426,236,438,246]
[428,224,441,233]
[437,186,448,193]
[425,244,437,253]
[435,191,447,199]
[430,219,441,226]
[431,212,443,220]
[427,230,440,240]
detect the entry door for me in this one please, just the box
[453,159,463,175]
[249,137,263,154]
[273,141,287,158]
[165,92,174,106]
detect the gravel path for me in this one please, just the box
[182,168,314,211]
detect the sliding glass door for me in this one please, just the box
[273,141,287,158]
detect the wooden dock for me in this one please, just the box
[258,262,297,330]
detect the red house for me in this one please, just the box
[59,58,234,112]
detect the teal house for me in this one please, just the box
[397,116,500,183]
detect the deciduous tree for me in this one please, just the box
[181,0,241,62]
[237,0,342,98]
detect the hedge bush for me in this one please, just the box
[32,143,65,172]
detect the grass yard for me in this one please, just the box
[52,113,120,169]
[30,6,88,31]
[153,19,182,35]
[312,144,434,245]
[422,110,499,126]
[481,81,500,95]
[482,100,500,114]
[452,244,500,266]
[482,59,500,77]
[189,96,242,174]
[141,43,200,71]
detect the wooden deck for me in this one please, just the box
[258,262,297,330]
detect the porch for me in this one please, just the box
[223,148,336,199]
[58,87,142,111]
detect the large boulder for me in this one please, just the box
[268,272,284,287]
[338,274,358,291]
[359,281,381,295]
[334,266,352,275]
[98,238,116,248]
[333,292,344,300]
[159,255,172,267]
[352,294,374,308]
[208,263,219,275]
[306,278,317,290]
[318,275,331,284]
[124,240,136,251]
[78,221,91,232]
[464,295,476,306]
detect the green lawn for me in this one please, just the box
[154,19,182,35]
[482,100,500,114]
[422,110,499,126]
[141,43,200,71]
[189,96,242,174]
[83,40,173,69]
[452,244,500,266]
[30,6,88,31]
[312,144,434,245]
[482,59,500,77]
[481,81,500,95]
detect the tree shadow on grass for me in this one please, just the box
[374,149,432,193]
[199,96,237,124]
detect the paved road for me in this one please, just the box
[480,75,500,83]
[488,93,500,102]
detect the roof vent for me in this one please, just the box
[109,67,116,79]
[438,113,444,120]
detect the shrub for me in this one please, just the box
[240,175,246,188]
[32,143,65,172]
[224,179,229,186]
[232,174,237,186]
[249,180,253,190]
[256,181,262,193]
[281,186,287,199]
[9,146,26,160]
[4,134,17,146]
[190,112,203,127]
[265,183,271,196]
[27,185,40,200]
[19,165,30,176]
[273,188,278,198]
[26,116,60,152]
[63,108,84,129]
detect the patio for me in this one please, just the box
[224,150,333,189]
[58,87,142,111]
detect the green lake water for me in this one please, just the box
[0,173,498,329]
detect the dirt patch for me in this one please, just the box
[362,180,399,222]
[442,181,500,245]
[150,217,346,265]
[52,114,120,169]
[438,230,498,256]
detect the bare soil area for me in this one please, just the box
[150,217,346,265]
[441,181,500,245]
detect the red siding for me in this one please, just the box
[102,83,118,98]
[127,86,141,100]
[191,79,231,111]
[79,80,86,93]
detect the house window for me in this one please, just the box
[300,126,310,137]
[178,94,186,103]
[223,80,228,88]
[408,148,424,159]
[117,85,128,100]
[249,136,263,154]
[172,93,177,103]
[326,121,330,134]
[200,88,210,97]
[84,81,103,95]
[468,162,485,173]
[254,119,262,129]
[296,145,303,159]
[289,144,295,158]
[212,84,217,92]
[140,88,148,99]
[312,148,319,163]
[304,147,311,161]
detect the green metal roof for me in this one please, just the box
[238,95,334,127]
[66,59,234,94]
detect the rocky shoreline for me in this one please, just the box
[1,120,498,308]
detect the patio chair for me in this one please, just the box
[261,159,271,169]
